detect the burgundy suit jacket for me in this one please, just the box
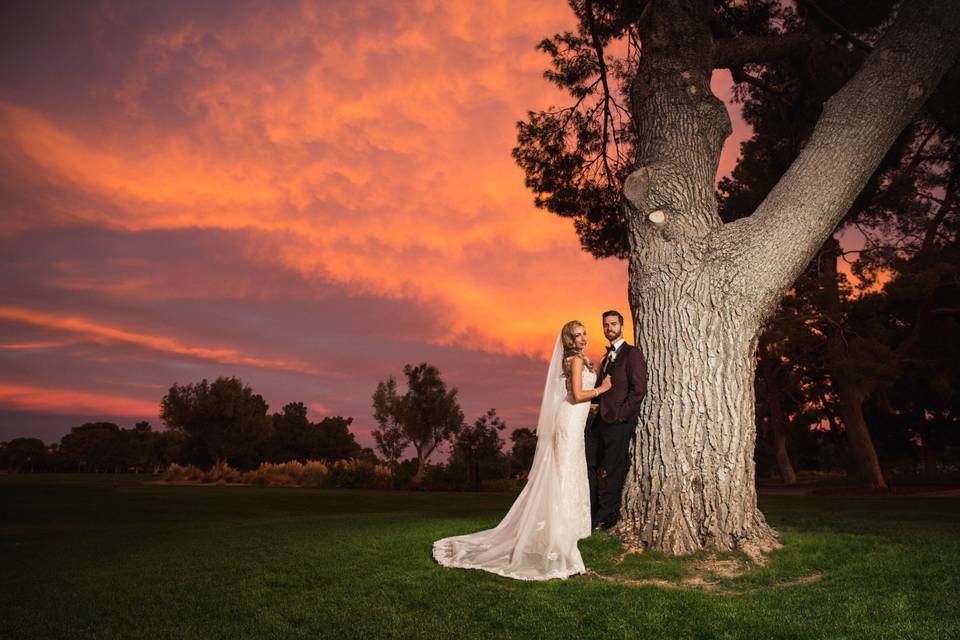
[596,342,648,425]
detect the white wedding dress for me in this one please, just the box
[432,335,593,580]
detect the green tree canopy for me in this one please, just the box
[0,438,49,472]
[509,427,538,476]
[268,402,360,462]
[58,422,124,472]
[160,377,270,467]
[450,409,507,491]
[372,363,464,484]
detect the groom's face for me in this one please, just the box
[602,316,623,342]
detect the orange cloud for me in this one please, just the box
[1,1,746,362]
[0,383,158,417]
[0,340,77,350]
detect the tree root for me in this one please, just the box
[612,546,644,565]
[585,556,822,595]
[611,525,783,566]
[738,534,783,566]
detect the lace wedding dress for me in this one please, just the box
[432,335,593,580]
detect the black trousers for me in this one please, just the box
[585,414,635,528]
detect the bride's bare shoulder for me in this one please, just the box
[564,354,594,377]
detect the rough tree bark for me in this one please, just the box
[616,0,960,557]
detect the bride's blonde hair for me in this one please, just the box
[561,320,593,372]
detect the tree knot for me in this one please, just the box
[623,167,654,208]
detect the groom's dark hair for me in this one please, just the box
[602,310,624,324]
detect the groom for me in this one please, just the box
[587,310,648,530]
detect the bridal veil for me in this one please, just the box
[432,334,592,580]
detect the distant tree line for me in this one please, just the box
[4,346,957,488]
[0,377,364,474]
[0,372,539,490]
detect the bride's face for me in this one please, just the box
[572,326,588,351]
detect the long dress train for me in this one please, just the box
[432,337,593,580]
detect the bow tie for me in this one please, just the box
[606,345,617,354]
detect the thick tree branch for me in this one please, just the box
[714,32,811,69]
[799,0,874,53]
[721,0,960,317]
[729,66,785,95]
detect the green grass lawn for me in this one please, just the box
[1,474,958,640]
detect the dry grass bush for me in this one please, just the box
[161,459,392,489]
[201,462,241,483]
[328,458,393,489]
[302,460,331,486]
[241,461,305,486]
[161,463,204,481]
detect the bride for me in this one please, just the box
[432,320,612,580]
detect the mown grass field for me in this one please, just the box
[1,474,958,639]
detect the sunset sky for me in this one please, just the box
[0,0,760,452]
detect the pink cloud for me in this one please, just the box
[0,305,326,374]
[0,383,158,417]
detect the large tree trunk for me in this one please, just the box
[616,0,960,556]
[617,0,778,558]
[619,278,777,557]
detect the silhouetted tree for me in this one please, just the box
[509,428,538,477]
[313,416,362,460]
[372,363,465,485]
[154,428,191,470]
[267,402,361,462]
[0,438,49,472]
[267,402,312,462]
[450,409,507,491]
[58,422,124,472]
[122,421,159,472]
[160,377,270,468]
